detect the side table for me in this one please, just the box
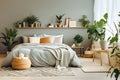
[71,46,84,57]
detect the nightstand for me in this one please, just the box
[71,45,84,57]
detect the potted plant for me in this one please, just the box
[79,15,90,28]
[25,15,39,28]
[56,14,65,27]
[15,21,22,28]
[107,12,120,80]
[0,28,18,52]
[87,13,108,50]
[74,34,83,46]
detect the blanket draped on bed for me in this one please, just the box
[1,43,81,67]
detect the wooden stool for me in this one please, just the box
[12,57,31,70]
[92,49,111,66]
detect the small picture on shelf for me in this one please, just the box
[69,21,76,27]
[64,18,71,27]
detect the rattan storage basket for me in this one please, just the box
[12,57,31,70]
[84,51,93,58]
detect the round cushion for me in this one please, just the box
[12,57,31,70]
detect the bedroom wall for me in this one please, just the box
[0,0,94,53]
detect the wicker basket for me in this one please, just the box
[12,57,31,70]
[84,48,93,58]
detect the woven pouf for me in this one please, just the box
[12,57,31,70]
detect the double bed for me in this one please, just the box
[1,43,81,67]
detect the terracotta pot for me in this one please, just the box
[82,24,87,28]
[57,23,62,27]
[30,24,34,28]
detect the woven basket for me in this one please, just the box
[84,49,93,58]
[12,57,31,70]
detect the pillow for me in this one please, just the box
[40,37,52,43]
[29,37,40,43]
[22,36,29,43]
[44,34,63,44]
[54,35,63,44]
[34,34,45,37]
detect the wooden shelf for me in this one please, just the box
[17,27,86,29]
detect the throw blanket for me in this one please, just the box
[1,43,81,67]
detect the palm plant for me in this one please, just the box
[25,15,39,24]
[0,28,18,51]
[25,15,40,28]
[56,14,65,27]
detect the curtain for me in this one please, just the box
[94,0,120,41]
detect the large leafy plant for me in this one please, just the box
[107,12,120,80]
[0,28,18,51]
[87,13,108,41]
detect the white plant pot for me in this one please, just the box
[92,40,101,50]
[75,43,81,47]
[100,40,108,50]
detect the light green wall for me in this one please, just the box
[0,0,94,50]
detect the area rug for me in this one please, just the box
[0,67,75,77]
[80,58,111,73]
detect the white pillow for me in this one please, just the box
[29,37,40,43]
[44,34,63,44]
[22,36,29,43]
[34,34,45,38]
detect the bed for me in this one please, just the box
[1,43,81,67]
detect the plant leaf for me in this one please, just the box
[104,13,108,20]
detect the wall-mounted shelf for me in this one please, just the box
[17,27,86,29]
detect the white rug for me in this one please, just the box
[0,67,75,77]
[80,58,111,73]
